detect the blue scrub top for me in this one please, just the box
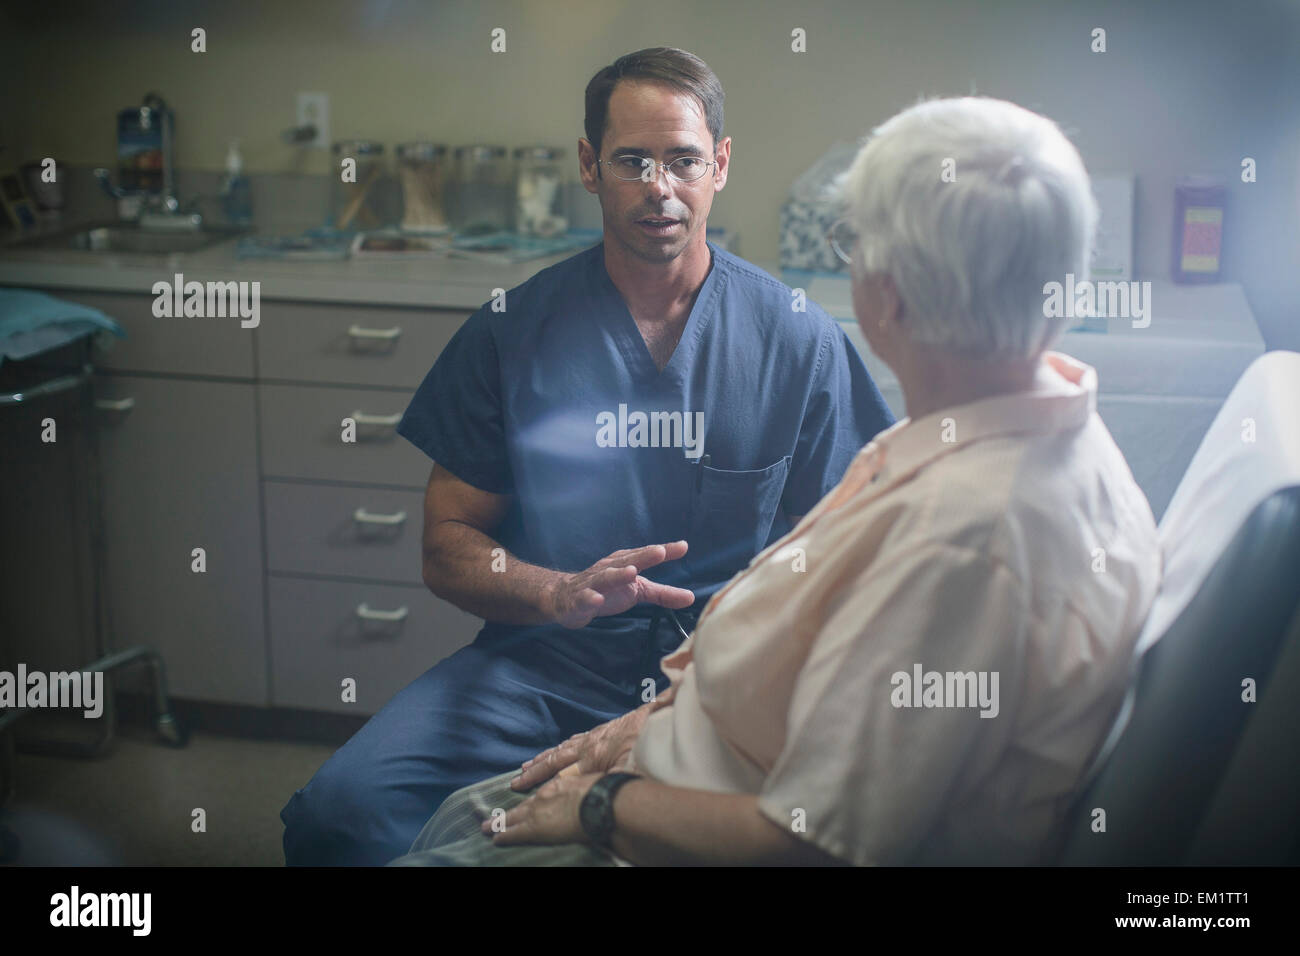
[397,240,894,620]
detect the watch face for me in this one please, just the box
[581,774,639,847]
[580,786,612,843]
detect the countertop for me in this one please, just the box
[0,223,595,310]
[0,219,1265,396]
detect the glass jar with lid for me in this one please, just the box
[396,142,449,234]
[330,140,385,231]
[514,146,568,237]
[451,145,511,234]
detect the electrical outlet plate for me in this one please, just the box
[295,92,330,149]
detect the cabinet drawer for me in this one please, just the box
[264,481,425,584]
[259,383,431,487]
[257,301,468,388]
[268,576,481,715]
[55,289,255,378]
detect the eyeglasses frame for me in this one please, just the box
[827,217,861,266]
[597,153,719,185]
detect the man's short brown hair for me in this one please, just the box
[584,47,724,159]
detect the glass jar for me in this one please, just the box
[513,146,568,237]
[451,145,511,234]
[396,142,449,234]
[329,140,385,231]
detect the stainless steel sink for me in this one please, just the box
[12,222,247,255]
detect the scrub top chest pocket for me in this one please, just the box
[690,455,792,581]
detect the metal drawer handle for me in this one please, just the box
[1,367,91,406]
[95,396,136,412]
[350,410,401,427]
[354,507,407,526]
[348,324,402,341]
[356,603,408,622]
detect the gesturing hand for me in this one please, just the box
[548,541,694,629]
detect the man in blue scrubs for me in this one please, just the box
[281,47,894,865]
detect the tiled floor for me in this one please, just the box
[2,721,336,866]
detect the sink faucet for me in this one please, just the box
[94,93,202,232]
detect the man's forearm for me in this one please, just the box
[422,519,564,625]
[606,780,844,866]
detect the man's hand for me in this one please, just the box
[546,541,694,629]
[481,772,604,847]
[512,703,655,791]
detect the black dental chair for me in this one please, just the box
[1053,351,1300,866]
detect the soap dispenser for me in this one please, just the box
[220,139,253,226]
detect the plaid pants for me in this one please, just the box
[387,770,623,867]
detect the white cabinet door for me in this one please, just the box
[95,374,267,705]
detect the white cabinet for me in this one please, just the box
[33,290,483,716]
[95,372,267,704]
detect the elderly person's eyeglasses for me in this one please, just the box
[600,154,718,183]
[827,218,860,265]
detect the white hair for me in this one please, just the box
[838,96,1099,359]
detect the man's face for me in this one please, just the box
[579,80,730,264]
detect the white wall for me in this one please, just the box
[5,0,1297,347]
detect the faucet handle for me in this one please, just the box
[93,167,128,200]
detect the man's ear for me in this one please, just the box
[578,137,600,194]
[873,273,903,324]
[712,135,732,192]
[863,270,904,327]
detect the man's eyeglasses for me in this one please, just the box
[600,154,718,184]
[827,217,860,266]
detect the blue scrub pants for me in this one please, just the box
[280,611,689,866]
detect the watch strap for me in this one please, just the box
[579,772,641,848]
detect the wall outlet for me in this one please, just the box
[295,92,330,149]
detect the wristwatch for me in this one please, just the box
[579,772,641,848]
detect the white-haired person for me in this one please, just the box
[388,96,1162,867]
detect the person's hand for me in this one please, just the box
[512,704,652,791]
[547,541,694,629]
[481,771,604,847]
